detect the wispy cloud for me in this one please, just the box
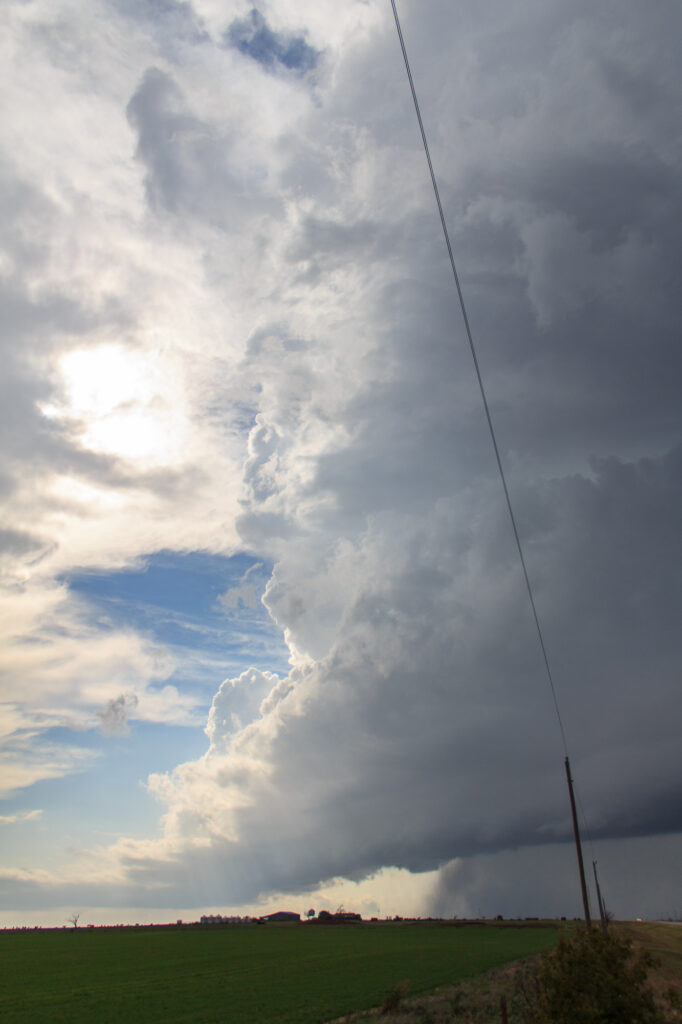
[0,742,97,800]
[0,810,43,827]
[217,561,264,612]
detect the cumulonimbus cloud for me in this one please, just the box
[1,0,681,920]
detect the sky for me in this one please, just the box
[1,0,681,927]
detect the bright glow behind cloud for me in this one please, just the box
[50,345,188,465]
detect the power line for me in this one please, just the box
[388,0,601,928]
[388,0,569,757]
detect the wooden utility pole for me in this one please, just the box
[592,860,608,933]
[565,756,591,926]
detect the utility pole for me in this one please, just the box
[592,860,608,933]
[565,757,591,927]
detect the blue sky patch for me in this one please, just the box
[0,720,210,868]
[64,550,290,689]
[226,9,319,74]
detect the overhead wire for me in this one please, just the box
[388,0,571,758]
[388,0,606,924]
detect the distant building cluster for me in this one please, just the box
[198,909,364,925]
[199,914,255,925]
[317,910,362,922]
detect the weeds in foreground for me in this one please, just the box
[380,982,410,1015]
[332,958,538,1023]
[333,926,682,1024]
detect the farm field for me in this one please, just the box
[0,921,558,1024]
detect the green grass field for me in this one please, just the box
[0,921,558,1024]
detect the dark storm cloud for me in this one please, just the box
[260,447,681,865]
[225,9,319,75]
[428,835,682,920]
[447,156,682,466]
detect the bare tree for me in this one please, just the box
[67,912,80,929]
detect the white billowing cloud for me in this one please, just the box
[1,0,681,920]
[205,667,283,741]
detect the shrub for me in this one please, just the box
[519,927,666,1024]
